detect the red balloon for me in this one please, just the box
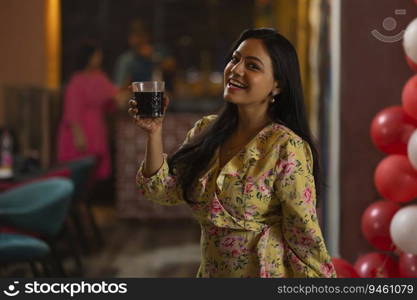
[361,200,400,251]
[406,55,417,72]
[374,155,417,203]
[399,253,417,277]
[370,106,417,154]
[402,75,417,121]
[354,253,399,278]
[332,258,359,278]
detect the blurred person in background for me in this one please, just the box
[114,19,176,94]
[57,41,126,184]
[113,20,154,88]
[130,28,336,278]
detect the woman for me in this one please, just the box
[57,42,124,181]
[130,28,336,278]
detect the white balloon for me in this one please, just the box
[390,205,417,254]
[404,18,417,64]
[409,129,417,170]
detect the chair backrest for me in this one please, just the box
[63,156,96,200]
[0,167,71,193]
[0,178,73,237]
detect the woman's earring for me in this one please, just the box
[270,94,277,103]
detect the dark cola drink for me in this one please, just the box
[134,91,164,118]
[132,81,165,118]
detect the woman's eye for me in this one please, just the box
[248,63,259,70]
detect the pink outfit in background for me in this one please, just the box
[57,71,117,180]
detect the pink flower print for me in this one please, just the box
[320,262,336,278]
[244,204,257,219]
[290,254,304,273]
[231,249,240,258]
[163,176,176,188]
[291,227,301,236]
[206,263,218,275]
[208,226,219,236]
[307,228,316,235]
[272,123,283,130]
[220,236,236,249]
[259,184,271,196]
[277,154,296,176]
[303,187,312,204]
[260,265,271,278]
[258,131,271,143]
[300,236,314,247]
[210,198,223,215]
[244,183,254,194]
[308,206,317,216]
[283,161,295,175]
[220,236,248,260]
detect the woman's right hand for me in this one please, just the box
[128,95,170,135]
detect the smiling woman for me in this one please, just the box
[224,39,280,108]
[132,28,336,278]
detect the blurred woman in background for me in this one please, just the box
[57,41,125,182]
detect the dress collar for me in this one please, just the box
[216,122,276,174]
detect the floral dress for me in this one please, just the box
[136,115,337,278]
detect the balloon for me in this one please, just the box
[361,200,400,251]
[370,106,417,154]
[402,75,417,121]
[399,253,417,277]
[354,253,399,278]
[390,205,417,254]
[332,258,359,278]
[374,155,417,203]
[408,129,417,170]
[406,55,417,72]
[403,18,417,70]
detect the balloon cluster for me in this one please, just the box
[333,6,417,278]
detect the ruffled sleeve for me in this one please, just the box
[274,136,336,278]
[136,115,216,206]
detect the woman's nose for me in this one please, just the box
[231,60,244,76]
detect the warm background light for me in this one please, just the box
[45,0,61,90]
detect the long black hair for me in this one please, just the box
[75,41,101,71]
[168,28,323,207]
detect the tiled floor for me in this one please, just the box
[84,205,201,278]
[1,204,202,278]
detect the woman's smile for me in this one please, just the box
[226,78,248,92]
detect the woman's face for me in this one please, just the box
[88,49,103,70]
[223,38,279,106]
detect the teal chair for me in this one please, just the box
[0,233,50,276]
[63,156,104,253]
[0,178,73,276]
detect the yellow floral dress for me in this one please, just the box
[136,115,337,278]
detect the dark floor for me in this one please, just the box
[1,204,202,278]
